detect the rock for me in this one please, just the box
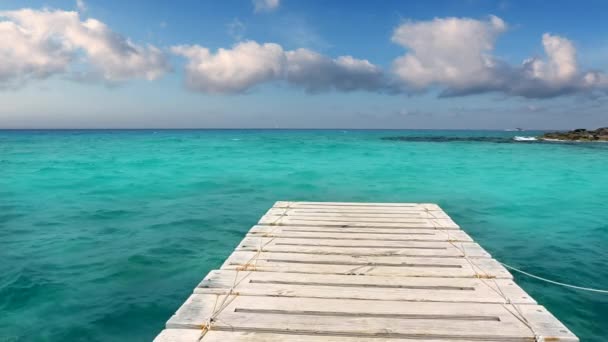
[541,127,608,141]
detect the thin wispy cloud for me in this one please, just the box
[276,15,331,51]
[226,18,246,41]
[76,0,87,13]
[253,0,280,13]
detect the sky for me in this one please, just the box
[1,0,608,129]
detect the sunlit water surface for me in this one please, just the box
[1,130,607,341]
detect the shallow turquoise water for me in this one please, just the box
[1,130,607,341]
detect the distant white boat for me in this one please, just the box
[513,136,537,141]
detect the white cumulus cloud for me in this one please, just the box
[171,41,286,94]
[0,9,170,88]
[391,15,608,98]
[172,40,389,94]
[392,15,507,92]
[513,33,608,97]
[527,33,578,83]
[253,0,280,13]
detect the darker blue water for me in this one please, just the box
[1,129,607,341]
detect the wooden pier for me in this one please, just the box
[155,201,578,341]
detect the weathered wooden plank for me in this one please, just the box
[195,270,535,304]
[155,201,578,342]
[248,225,473,241]
[263,213,453,223]
[240,236,477,249]
[166,294,578,341]
[274,201,442,211]
[155,329,506,342]
[258,215,460,229]
[266,208,452,219]
[237,237,489,258]
[221,251,510,278]
[270,207,446,215]
[154,329,203,342]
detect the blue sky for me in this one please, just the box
[1,0,607,129]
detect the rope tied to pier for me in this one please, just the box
[197,225,281,341]
[425,208,494,279]
[346,262,377,275]
[456,242,543,341]
[268,202,291,226]
[499,262,608,294]
[424,209,608,294]
[425,208,543,341]
[424,210,608,293]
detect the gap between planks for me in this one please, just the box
[154,201,578,342]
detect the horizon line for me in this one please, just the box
[0,128,558,131]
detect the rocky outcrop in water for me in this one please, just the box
[542,127,608,141]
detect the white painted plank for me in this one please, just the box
[270,207,446,214]
[249,225,466,236]
[195,270,535,304]
[261,215,433,224]
[221,251,511,278]
[274,201,442,211]
[155,202,579,342]
[154,329,203,342]
[249,225,473,242]
[237,237,489,258]
[166,294,578,341]
[516,305,580,341]
[258,215,460,229]
[157,330,512,342]
[202,331,512,342]
[266,208,452,219]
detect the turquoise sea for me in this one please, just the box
[1,129,607,341]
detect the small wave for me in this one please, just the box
[381,136,608,148]
[513,136,538,141]
[541,138,608,143]
[381,136,514,143]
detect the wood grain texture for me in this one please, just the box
[222,251,511,278]
[258,215,460,229]
[249,225,466,237]
[195,270,535,304]
[274,201,443,211]
[155,330,517,342]
[166,294,578,341]
[237,237,489,258]
[154,201,578,342]
[265,208,452,219]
